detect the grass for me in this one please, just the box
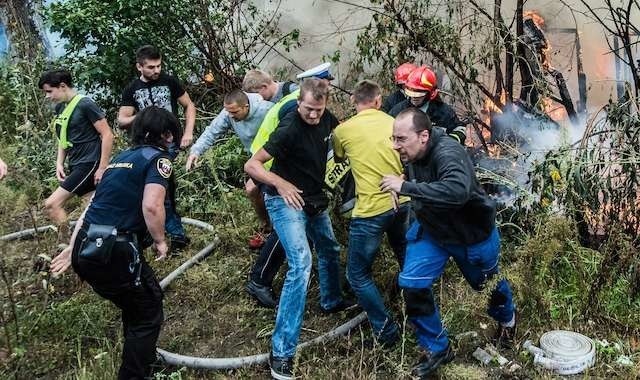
[1,162,640,379]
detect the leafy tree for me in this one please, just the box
[44,0,300,109]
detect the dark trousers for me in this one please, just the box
[250,231,285,286]
[72,229,164,380]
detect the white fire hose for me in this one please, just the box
[524,330,596,375]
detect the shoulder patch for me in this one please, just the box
[157,157,173,179]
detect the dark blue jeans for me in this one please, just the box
[165,143,186,238]
[399,222,515,353]
[347,204,409,341]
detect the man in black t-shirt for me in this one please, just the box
[39,69,114,236]
[118,45,196,146]
[245,79,351,380]
[118,45,196,249]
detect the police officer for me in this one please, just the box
[51,106,175,380]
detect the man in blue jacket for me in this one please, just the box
[380,108,516,378]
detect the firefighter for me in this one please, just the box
[388,65,466,144]
[381,62,417,113]
[51,106,175,380]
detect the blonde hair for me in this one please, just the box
[242,69,273,92]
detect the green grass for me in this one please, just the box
[1,164,640,379]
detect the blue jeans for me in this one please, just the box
[347,204,409,341]
[399,222,515,353]
[265,194,344,359]
[164,197,186,237]
[164,142,186,238]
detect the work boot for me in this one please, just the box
[493,314,517,348]
[245,280,278,308]
[320,298,358,314]
[412,344,455,378]
[269,353,294,380]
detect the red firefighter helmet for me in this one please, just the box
[394,63,418,85]
[404,66,438,101]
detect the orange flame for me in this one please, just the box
[542,98,568,121]
[524,10,545,29]
[479,91,508,156]
[524,10,552,70]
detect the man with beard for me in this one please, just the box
[118,45,196,250]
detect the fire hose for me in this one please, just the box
[1,218,366,369]
[156,217,367,369]
[523,330,596,375]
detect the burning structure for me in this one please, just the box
[475,10,588,206]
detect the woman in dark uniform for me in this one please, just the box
[51,106,176,379]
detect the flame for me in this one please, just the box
[524,10,545,29]
[524,10,552,70]
[542,98,568,121]
[479,91,507,156]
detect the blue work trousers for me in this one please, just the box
[399,222,515,353]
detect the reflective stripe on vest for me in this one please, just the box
[52,94,85,149]
[250,89,300,170]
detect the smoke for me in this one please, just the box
[476,100,594,206]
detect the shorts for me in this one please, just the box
[61,161,98,196]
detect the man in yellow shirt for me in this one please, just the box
[333,80,410,348]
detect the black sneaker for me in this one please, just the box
[246,280,278,308]
[270,353,293,380]
[363,331,399,350]
[320,298,358,314]
[364,321,400,349]
[412,344,455,378]
[169,235,191,251]
[493,317,517,348]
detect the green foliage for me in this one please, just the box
[530,100,640,242]
[44,0,300,110]
[0,56,58,196]
[352,0,497,112]
[511,217,640,330]
[176,136,247,218]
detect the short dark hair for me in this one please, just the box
[298,78,329,102]
[131,106,180,147]
[397,107,432,133]
[352,80,381,104]
[223,89,249,106]
[136,45,162,64]
[38,69,73,89]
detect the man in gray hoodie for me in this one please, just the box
[186,89,273,234]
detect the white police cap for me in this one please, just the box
[296,62,334,81]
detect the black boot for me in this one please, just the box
[412,344,455,378]
[245,280,278,308]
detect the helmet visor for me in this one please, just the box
[404,87,429,98]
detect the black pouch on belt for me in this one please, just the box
[302,193,329,217]
[79,224,117,265]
